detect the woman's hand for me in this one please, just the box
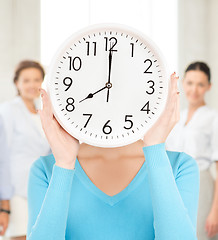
[0,212,9,236]
[38,88,80,169]
[205,207,218,238]
[143,72,180,146]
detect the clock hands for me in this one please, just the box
[79,85,108,103]
[79,43,114,104]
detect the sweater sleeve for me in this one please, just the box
[143,143,199,240]
[27,158,75,240]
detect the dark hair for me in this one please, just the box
[13,60,45,95]
[185,61,211,83]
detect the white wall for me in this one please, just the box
[1,0,218,111]
[0,0,41,102]
[207,0,218,110]
[178,0,218,110]
[41,0,178,72]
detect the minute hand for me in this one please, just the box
[107,50,113,83]
[106,49,113,102]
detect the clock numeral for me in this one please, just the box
[63,77,73,91]
[140,101,150,114]
[146,80,155,95]
[144,59,152,74]
[68,56,82,71]
[104,37,118,52]
[124,115,133,130]
[86,41,97,56]
[102,120,112,134]
[66,97,75,112]
[83,113,92,128]
[130,43,134,57]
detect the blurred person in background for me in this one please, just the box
[0,60,51,240]
[166,62,218,240]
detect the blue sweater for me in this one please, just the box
[27,143,199,240]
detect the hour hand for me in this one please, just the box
[79,93,94,103]
[79,85,107,103]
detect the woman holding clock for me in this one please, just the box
[166,62,218,240]
[27,72,200,240]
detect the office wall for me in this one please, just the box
[1,0,218,110]
[178,0,218,110]
[0,0,41,102]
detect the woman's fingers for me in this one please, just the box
[176,85,180,122]
[174,75,180,123]
[38,88,54,128]
[166,73,176,105]
[169,72,177,93]
[165,73,179,120]
[39,88,53,118]
[208,223,218,237]
[205,220,211,236]
[208,224,213,237]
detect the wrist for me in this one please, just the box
[143,142,165,148]
[54,154,77,170]
[143,127,167,147]
[0,208,11,214]
[55,161,76,170]
[143,141,165,147]
[143,135,165,147]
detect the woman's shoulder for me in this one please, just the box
[201,105,218,117]
[166,150,199,178]
[0,100,12,115]
[29,154,56,183]
[0,96,23,115]
[0,98,19,129]
[200,106,218,128]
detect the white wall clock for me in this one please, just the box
[47,23,169,148]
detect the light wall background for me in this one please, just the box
[0,0,218,110]
[0,0,41,100]
[178,0,218,110]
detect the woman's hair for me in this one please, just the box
[184,61,211,83]
[13,60,45,95]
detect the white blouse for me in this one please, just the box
[30,112,46,139]
[166,105,218,171]
[0,96,51,199]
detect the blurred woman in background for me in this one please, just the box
[166,62,218,240]
[0,60,51,240]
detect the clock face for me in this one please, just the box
[47,23,169,148]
